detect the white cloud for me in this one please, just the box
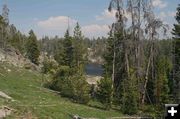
[96,9,116,20]
[96,9,131,22]
[36,16,77,37]
[82,24,110,38]
[33,18,39,21]
[157,11,176,20]
[36,16,110,38]
[159,12,166,18]
[155,11,176,38]
[37,16,77,30]
[152,0,167,8]
[167,11,176,17]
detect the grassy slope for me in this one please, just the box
[0,63,122,119]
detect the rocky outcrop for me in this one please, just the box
[0,91,13,119]
[0,106,12,118]
[0,91,12,100]
[0,47,40,71]
[87,48,104,64]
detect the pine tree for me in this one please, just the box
[122,76,138,115]
[0,16,6,48]
[9,24,25,53]
[63,30,74,67]
[54,39,65,66]
[26,30,40,65]
[103,29,127,105]
[103,0,138,112]
[103,32,114,77]
[73,22,87,73]
[172,4,180,103]
[155,56,170,105]
[97,76,113,110]
[1,4,9,51]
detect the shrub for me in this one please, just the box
[96,76,113,110]
[72,75,90,104]
[24,63,31,69]
[48,66,90,104]
[48,66,71,92]
[122,90,138,115]
[42,58,58,74]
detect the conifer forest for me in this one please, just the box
[0,0,180,118]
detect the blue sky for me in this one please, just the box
[0,0,179,38]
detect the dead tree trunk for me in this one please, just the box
[111,38,116,106]
[141,30,154,105]
[141,45,153,105]
[125,48,130,78]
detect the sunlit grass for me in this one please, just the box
[0,63,122,119]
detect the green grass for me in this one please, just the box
[0,63,122,119]
[0,98,5,106]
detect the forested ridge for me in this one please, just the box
[0,0,180,118]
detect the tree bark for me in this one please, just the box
[141,43,153,105]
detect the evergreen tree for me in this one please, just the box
[1,4,9,50]
[49,66,90,104]
[54,39,65,65]
[97,76,113,110]
[122,77,138,115]
[9,25,25,54]
[102,0,142,112]
[0,15,8,49]
[26,30,40,65]
[63,30,74,67]
[73,22,87,73]
[103,32,114,76]
[154,56,170,105]
[0,16,6,48]
[42,57,58,74]
[103,29,128,106]
[172,4,180,103]
[72,75,90,104]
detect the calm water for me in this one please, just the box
[85,64,103,76]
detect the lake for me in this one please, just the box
[85,64,103,76]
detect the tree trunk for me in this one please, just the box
[141,44,153,105]
[125,50,130,78]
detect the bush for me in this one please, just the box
[96,76,113,110]
[122,90,138,115]
[54,66,72,78]
[47,66,90,104]
[72,75,90,104]
[42,58,58,74]
[24,63,37,70]
[48,66,71,92]
[24,63,32,69]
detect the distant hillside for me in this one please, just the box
[87,48,104,64]
[86,37,106,64]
